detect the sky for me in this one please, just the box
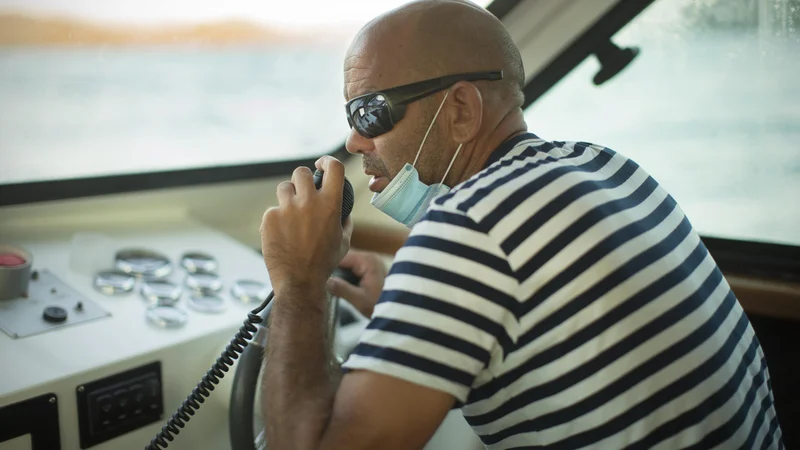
[0,0,493,28]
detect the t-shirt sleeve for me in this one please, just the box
[341,207,519,403]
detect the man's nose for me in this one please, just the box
[345,127,376,155]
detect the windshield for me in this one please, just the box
[0,0,493,185]
[524,0,800,247]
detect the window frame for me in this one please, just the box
[519,0,656,107]
[0,145,351,206]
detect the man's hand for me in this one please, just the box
[327,249,387,318]
[260,156,353,297]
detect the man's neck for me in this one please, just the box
[451,108,528,185]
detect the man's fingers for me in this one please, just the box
[339,250,373,277]
[276,181,295,205]
[328,278,373,318]
[327,277,361,303]
[338,251,360,269]
[315,156,345,201]
[291,166,315,197]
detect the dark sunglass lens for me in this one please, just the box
[348,94,392,139]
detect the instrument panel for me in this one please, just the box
[0,217,368,450]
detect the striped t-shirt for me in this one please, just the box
[342,132,784,449]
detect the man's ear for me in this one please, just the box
[447,81,483,143]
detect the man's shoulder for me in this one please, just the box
[432,135,621,224]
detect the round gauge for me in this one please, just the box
[93,270,136,295]
[180,252,218,274]
[141,280,182,306]
[187,293,227,314]
[146,305,188,329]
[115,249,172,279]
[185,272,222,292]
[231,279,270,304]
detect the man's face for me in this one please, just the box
[343,37,446,193]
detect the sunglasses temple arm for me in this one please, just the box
[390,71,504,106]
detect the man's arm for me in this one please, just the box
[258,156,511,450]
[261,283,455,450]
[261,283,340,450]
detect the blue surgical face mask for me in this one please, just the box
[370,89,463,228]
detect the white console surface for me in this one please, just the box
[0,216,271,399]
[0,215,481,450]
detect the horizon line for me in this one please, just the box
[0,8,368,32]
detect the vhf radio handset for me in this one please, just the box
[145,168,355,450]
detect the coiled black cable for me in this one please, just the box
[145,292,274,450]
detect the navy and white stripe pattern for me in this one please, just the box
[342,133,783,449]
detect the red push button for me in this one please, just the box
[0,253,25,267]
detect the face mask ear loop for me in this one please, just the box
[412,88,451,168]
[440,143,463,186]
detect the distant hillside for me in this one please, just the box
[0,13,339,46]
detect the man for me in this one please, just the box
[259,0,784,448]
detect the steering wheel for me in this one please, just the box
[229,267,365,450]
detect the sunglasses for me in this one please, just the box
[345,70,503,139]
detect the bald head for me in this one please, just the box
[345,0,524,105]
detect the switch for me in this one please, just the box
[113,389,129,422]
[76,361,163,448]
[129,384,144,404]
[97,395,113,414]
[129,383,146,416]
[113,389,129,408]
[145,378,160,398]
[96,394,114,431]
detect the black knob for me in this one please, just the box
[43,306,68,323]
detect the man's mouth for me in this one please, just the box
[368,175,389,193]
